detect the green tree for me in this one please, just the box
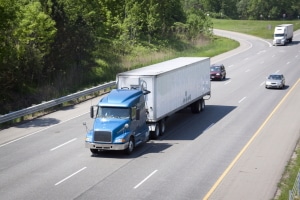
[0,0,56,112]
[198,0,239,19]
[44,0,102,90]
[0,0,217,114]
[185,7,212,40]
[236,0,250,19]
[245,0,299,20]
[0,0,19,112]
[144,0,160,43]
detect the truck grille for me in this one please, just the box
[94,131,112,142]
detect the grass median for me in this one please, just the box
[212,19,300,39]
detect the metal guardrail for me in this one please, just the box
[0,81,116,124]
[289,169,300,200]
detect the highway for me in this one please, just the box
[0,29,300,200]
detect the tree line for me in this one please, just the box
[201,0,300,20]
[0,0,213,114]
[1,0,299,115]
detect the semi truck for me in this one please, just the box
[85,89,150,155]
[85,57,211,154]
[273,24,293,46]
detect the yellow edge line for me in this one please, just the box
[203,78,300,200]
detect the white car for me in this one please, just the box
[265,74,285,89]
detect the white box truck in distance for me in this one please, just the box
[116,57,211,139]
[273,24,293,46]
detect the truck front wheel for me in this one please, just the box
[125,137,135,155]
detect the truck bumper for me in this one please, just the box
[273,40,285,46]
[85,142,128,150]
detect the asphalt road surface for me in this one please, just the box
[0,29,300,200]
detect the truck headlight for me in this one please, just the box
[115,138,126,143]
[85,136,92,142]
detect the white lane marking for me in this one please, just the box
[244,58,249,61]
[238,97,247,103]
[228,65,234,68]
[258,38,272,47]
[296,55,299,58]
[55,167,87,186]
[272,55,275,57]
[224,80,232,85]
[257,50,266,54]
[275,70,280,73]
[245,69,250,73]
[50,138,77,151]
[212,30,253,63]
[287,62,290,65]
[260,81,265,86]
[0,112,89,148]
[134,170,158,189]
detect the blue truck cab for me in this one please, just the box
[85,89,149,155]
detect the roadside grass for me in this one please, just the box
[178,36,239,58]
[1,30,239,128]
[212,19,300,39]
[276,141,300,200]
[121,35,239,71]
[212,19,300,200]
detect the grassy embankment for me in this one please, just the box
[3,27,239,127]
[212,19,300,200]
[212,19,300,39]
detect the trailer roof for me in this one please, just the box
[277,24,293,27]
[117,57,209,76]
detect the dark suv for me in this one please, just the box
[210,64,226,81]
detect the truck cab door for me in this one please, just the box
[131,106,146,144]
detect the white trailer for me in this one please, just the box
[116,57,211,138]
[273,24,293,46]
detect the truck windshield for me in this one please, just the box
[97,107,130,119]
[274,34,284,37]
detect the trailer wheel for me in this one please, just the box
[124,137,135,155]
[200,99,205,111]
[151,124,160,139]
[191,100,201,114]
[159,119,166,136]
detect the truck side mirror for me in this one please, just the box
[90,106,94,118]
[90,105,98,118]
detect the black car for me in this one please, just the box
[210,64,226,80]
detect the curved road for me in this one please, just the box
[0,29,300,200]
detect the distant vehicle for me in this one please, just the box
[265,74,285,89]
[210,64,226,80]
[273,24,293,46]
